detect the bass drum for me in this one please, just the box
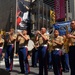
[28,39,34,51]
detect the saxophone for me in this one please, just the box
[65,25,71,52]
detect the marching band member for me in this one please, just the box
[17,30,30,74]
[36,27,49,75]
[51,30,63,75]
[5,28,17,71]
[61,35,69,72]
[47,38,53,71]
[31,31,39,67]
[68,20,75,75]
[0,34,4,60]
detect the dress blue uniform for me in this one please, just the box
[38,32,49,75]
[5,33,16,71]
[61,36,69,72]
[18,33,30,74]
[52,34,63,75]
[32,47,38,67]
[68,30,75,75]
[0,37,4,60]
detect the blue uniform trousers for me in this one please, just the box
[38,46,48,75]
[18,47,30,74]
[0,48,2,59]
[64,53,69,71]
[32,47,38,67]
[52,50,62,75]
[61,53,69,72]
[69,46,75,75]
[5,44,14,71]
[48,51,52,70]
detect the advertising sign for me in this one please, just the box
[55,0,65,21]
[17,0,30,30]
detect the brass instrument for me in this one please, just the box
[66,25,73,46]
[48,29,54,52]
[2,32,10,40]
[63,36,69,53]
[64,25,70,53]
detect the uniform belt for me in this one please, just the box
[42,44,47,47]
[55,48,60,51]
[19,46,25,48]
[25,46,28,48]
[7,44,14,46]
[19,46,28,48]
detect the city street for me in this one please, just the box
[0,57,70,75]
[0,0,74,75]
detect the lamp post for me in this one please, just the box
[66,0,69,21]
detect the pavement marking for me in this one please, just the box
[0,57,31,66]
[0,58,19,66]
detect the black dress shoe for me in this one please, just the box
[25,73,28,75]
[9,70,12,72]
[64,70,69,73]
[62,69,65,72]
[33,65,37,67]
[31,65,34,67]
[19,71,25,74]
[31,65,37,67]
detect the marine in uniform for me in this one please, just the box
[36,27,49,75]
[0,34,4,60]
[31,32,39,67]
[5,28,17,71]
[17,30,30,74]
[51,30,63,75]
[47,38,53,70]
[61,35,69,72]
[67,20,75,75]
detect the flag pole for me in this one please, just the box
[66,0,69,21]
[14,0,18,56]
[15,0,18,32]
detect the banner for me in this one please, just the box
[17,0,30,30]
[53,21,71,35]
[54,0,65,21]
